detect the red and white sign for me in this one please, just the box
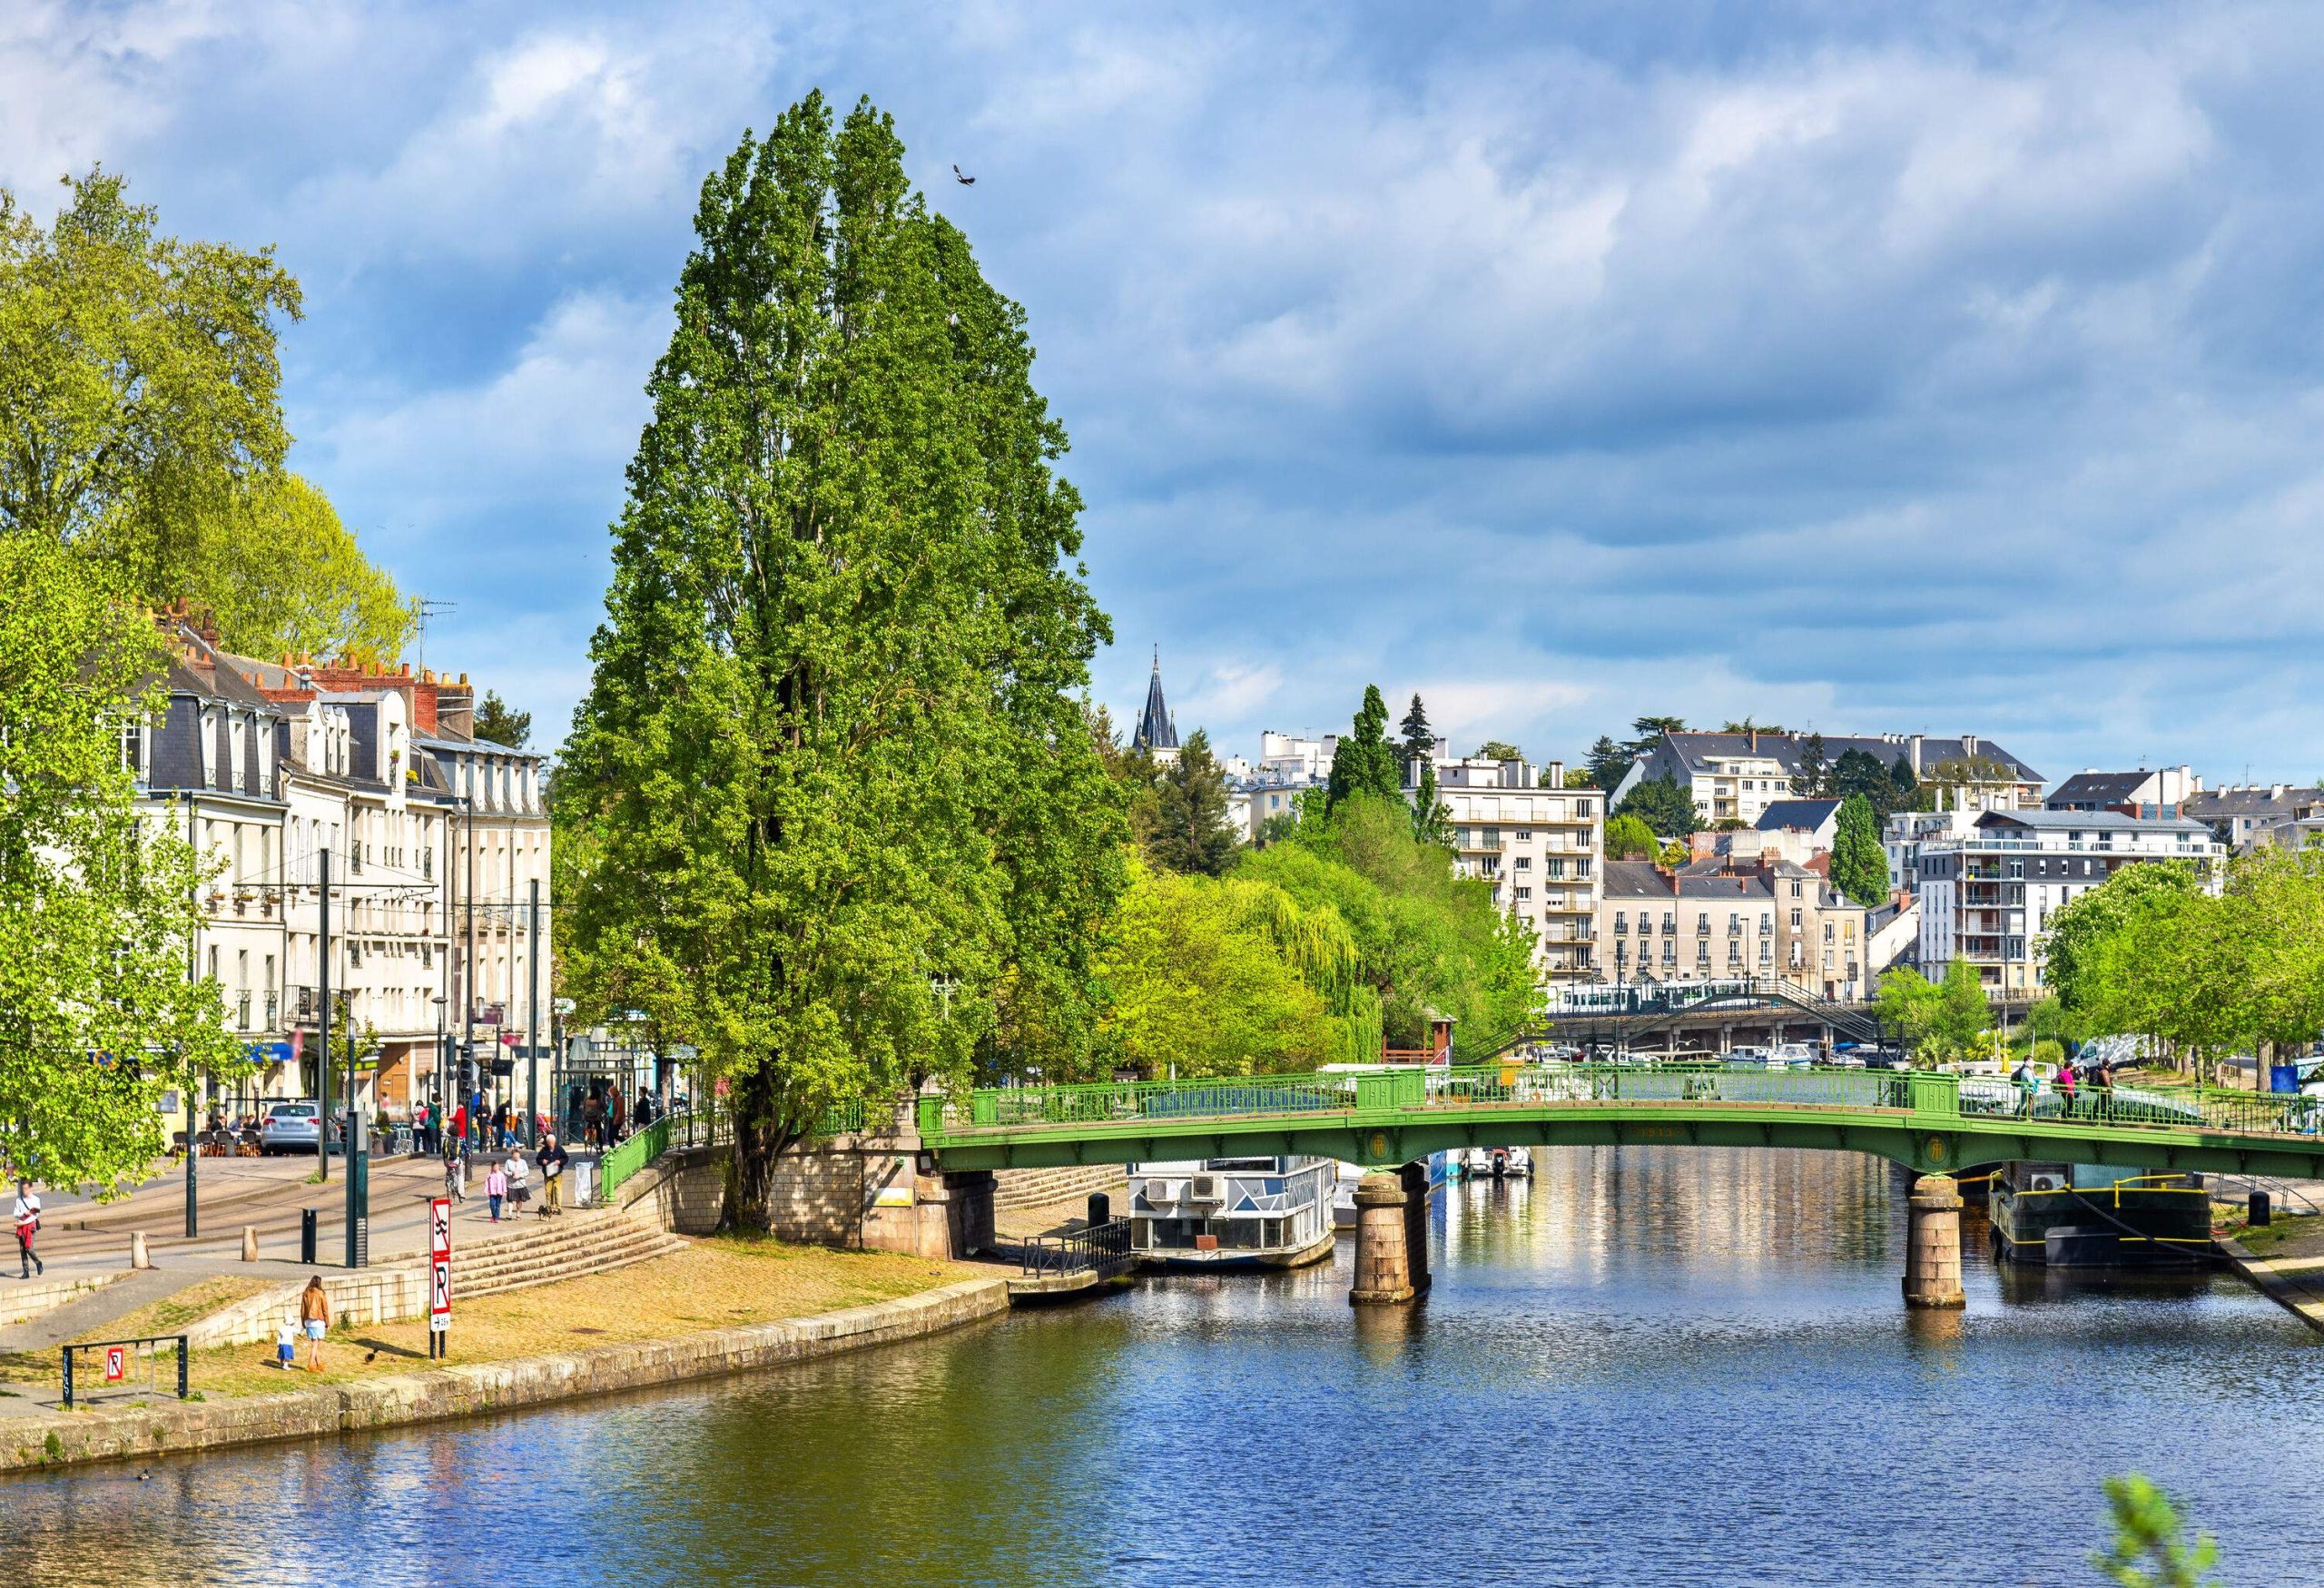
[103,1346,125,1383]
[428,1196,453,1334]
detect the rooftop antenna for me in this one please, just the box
[412,596,456,675]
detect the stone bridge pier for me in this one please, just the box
[1902,1173,1965,1309]
[1349,1161,1433,1306]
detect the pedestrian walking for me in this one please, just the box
[2055,1057,2079,1116]
[299,1276,332,1372]
[506,1149,531,1214]
[582,1090,603,1149]
[12,1179,42,1278]
[608,1087,626,1145]
[2011,1057,2037,1118]
[275,1317,298,1371]
[538,1134,567,1216]
[486,1159,507,1222]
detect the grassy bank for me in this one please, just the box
[182,1238,974,1399]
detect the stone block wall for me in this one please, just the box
[190,1268,430,1350]
[991,1164,1127,1210]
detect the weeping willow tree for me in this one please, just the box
[1219,875,1381,1064]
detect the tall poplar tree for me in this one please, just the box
[1830,793,1888,905]
[1325,684,1401,811]
[556,96,1126,1226]
[1149,729,1236,876]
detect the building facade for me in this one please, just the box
[1617,730,2042,827]
[2044,765,2200,815]
[1598,858,1868,1001]
[1409,753,1603,983]
[1916,810,2221,992]
[133,624,298,1110]
[2184,784,2324,853]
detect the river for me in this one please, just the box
[5,1147,2322,1586]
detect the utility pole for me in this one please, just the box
[463,794,476,1131]
[344,844,368,1267]
[527,878,541,1149]
[317,845,331,1185]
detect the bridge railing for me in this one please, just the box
[921,1062,1943,1139]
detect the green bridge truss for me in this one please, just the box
[919,1065,2324,1180]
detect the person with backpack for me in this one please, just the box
[2011,1057,2037,1118]
[12,1180,41,1278]
[2055,1057,2080,1117]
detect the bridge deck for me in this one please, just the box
[921,1065,2324,1179]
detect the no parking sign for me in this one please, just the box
[103,1346,125,1382]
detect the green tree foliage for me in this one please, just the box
[1936,958,1994,1051]
[1873,967,1942,1056]
[1473,739,1522,762]
[1923,754,2019,808]
[1410,758,1451,846]
[1792,732,1829,796]
[1659,838,1691,867]
[1603,812,1659,861]
[189,474,413,662]
[1890,753,1925,813]
[1562,766,1596,789]
[0,534,239,1187]
[1830,793,1889,904]
[1718,717,1788,735]
[1832,748,1899,820]
[0,171,410,658]
[2046,852,2324,1081]
[1088,704,1161,857]
[1397,693,1433,763]
[1325,684,1401,811]
[472,690,533,750]
[1873,961,1991,1060]
[1239,794,1539,1050]
[556,97,1126,1226]
[1149,728,1237,876]
[1582,734,1631,791]
[2091,1474,2220,1588]
[1091,860,1336,1078]
[1616,774,1701,837]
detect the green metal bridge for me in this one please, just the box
[918,1065,2324,1180]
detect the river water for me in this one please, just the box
[6,1147,2322,1587]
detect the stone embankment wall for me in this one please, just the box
[189,1269,428,1351]
[5,1277,1010,1474]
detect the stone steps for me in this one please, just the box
[425,1213,687,1300]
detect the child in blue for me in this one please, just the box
[276,1319,297,1371]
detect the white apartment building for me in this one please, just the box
[1916,810,2221,993]
[133,624,298,1110]
[1410,753,1602,982]
[422,709,554,1094]
[1598,859,1869,1002]
[1618,730,2042,828]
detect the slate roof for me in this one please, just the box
[2045,771,2154,806]
[1974,810,2211,835]
[1754,798,1842,832]
[2185,786,2320,817]
[1131,653,1177,754]
[1656,731,2040,784]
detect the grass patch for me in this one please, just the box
[2219,1209,2324,1256]
[178,1238,978,1400]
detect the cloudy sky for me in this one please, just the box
[10,1,2324,784]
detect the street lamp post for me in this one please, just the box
[432,994,448,1151]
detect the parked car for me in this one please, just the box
[259,1100,339,1156]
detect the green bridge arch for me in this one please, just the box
[919,1065,2324,1181]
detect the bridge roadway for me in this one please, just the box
[918,1064,2324,1182]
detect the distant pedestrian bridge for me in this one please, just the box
[918,1063,2324,1180]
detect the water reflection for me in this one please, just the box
[5,1146,2321,1588]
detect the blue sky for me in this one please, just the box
[10,1,2324,785]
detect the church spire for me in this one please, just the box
[1132,648,1178,757]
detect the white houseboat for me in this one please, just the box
[1129,1156,1338,1268]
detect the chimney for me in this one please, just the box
[1908,734,1925,775]
[1963,733,1979,756]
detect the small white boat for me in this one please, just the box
[1129,1156,1337,1268]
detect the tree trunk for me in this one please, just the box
[724,1063,788,1235]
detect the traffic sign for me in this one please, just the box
[428,1196,452,1260]
[430,1258,451,1333]
[103,1346,125,1383]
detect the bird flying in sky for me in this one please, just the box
[952,163,976,185]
